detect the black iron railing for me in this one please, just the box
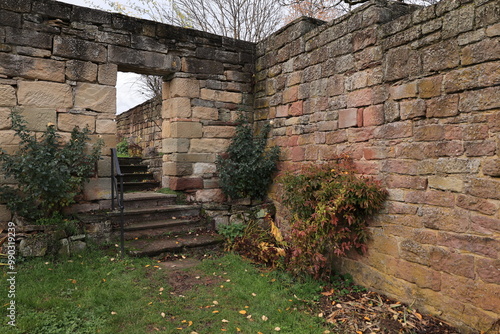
[111,148,125,256]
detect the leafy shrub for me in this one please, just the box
[0,112,103,222]
[216,115,280,200]
[116,138,129,157]
[280,157,388,280]
[217,222,246,244]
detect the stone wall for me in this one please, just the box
[0,0,255,220]
[116,97,162,156]
[254,0,499,332]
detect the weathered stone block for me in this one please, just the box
[476,258,500,284]
[384,46,421,81]
[96,118,116,134]
[430,246,475,278]
[0,53,65,82]
[457,194,498,215]
[200,89,242,104]
[422,40,460,73]
[426,95,459,118]
[375,121,412,139]
[97,156,111,177]
[74,83,116,113]
[17,106,56,132]
[464,140,496,157]
[193,162,216,175]
[166,121,202,138]
[54,36,107,63]
[347,88,373,107]
[468,178,500,200]
[428,176,464,192]
[459,86,500,112]
[58,113,96,132]
[390,82,417,100]
[362,104,384,126]
[192,106,218,120]
[181,58,224,75]
[190,138,229,153]
[338,108,359,128]
[66,60,97,82]
[169,78,200,98]
[400,99,426,120]
[169,177,203,191]
[203,126,235,138]
[418,75,442,98]
[461,37,500,66]
[162,138,190,153]
[399,239,429,265]
[0,107,12,130]
[83,177,112,201]
[195,189,225,203]
[19,237,48,257]
[18,81,72,108]
[98,63,117,86]
[109,46,180,75]
[483,159,500,176]
[0,84,15,106]
[444,62,500,93]
[162,162,193,176]
[162,97,191,118]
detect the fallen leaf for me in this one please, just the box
[111,311,117,315]
[161,312,166,318]
[213,301,219,305]
[321,289,334,296]
[222,319,229,323]
[252,293,257,296]
[159,287,164,292]
[212,310,219,313]
[275,327,281,331]
[239,310,247,315]
[262,315,268,321]
[188,321,193,326]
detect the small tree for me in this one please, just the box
[0,112,103,222]
[216,115,280,200]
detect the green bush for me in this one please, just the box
[0,112,103,222]
[280,157,388,280]
[216,115,280,200]
[116,138,129,157]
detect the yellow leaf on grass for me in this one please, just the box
[188,321,193,326]
[213,310,219,313]
[239,310,247,315]
[356,331,363,334]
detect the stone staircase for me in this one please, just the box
[107,191,223,257]
[118,157,160,192]
[82,156,224,257]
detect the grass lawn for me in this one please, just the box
[0,248,328,333]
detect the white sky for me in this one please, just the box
[56,0,150,114]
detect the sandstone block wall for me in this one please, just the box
[116,97,162,155]
[0,0,255,219]
[254,0,499,331]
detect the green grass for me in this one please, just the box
[0,250,328,333]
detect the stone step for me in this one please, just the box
[126,232,224,257]
[119,218,206,240]
[99,192,177,210]
[122,180,160,192]
[122,172,156,183]
[120,165,148,174]
[107,205,201,224]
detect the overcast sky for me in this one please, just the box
[56,0,150,114]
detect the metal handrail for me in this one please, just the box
[111,148,125,256]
